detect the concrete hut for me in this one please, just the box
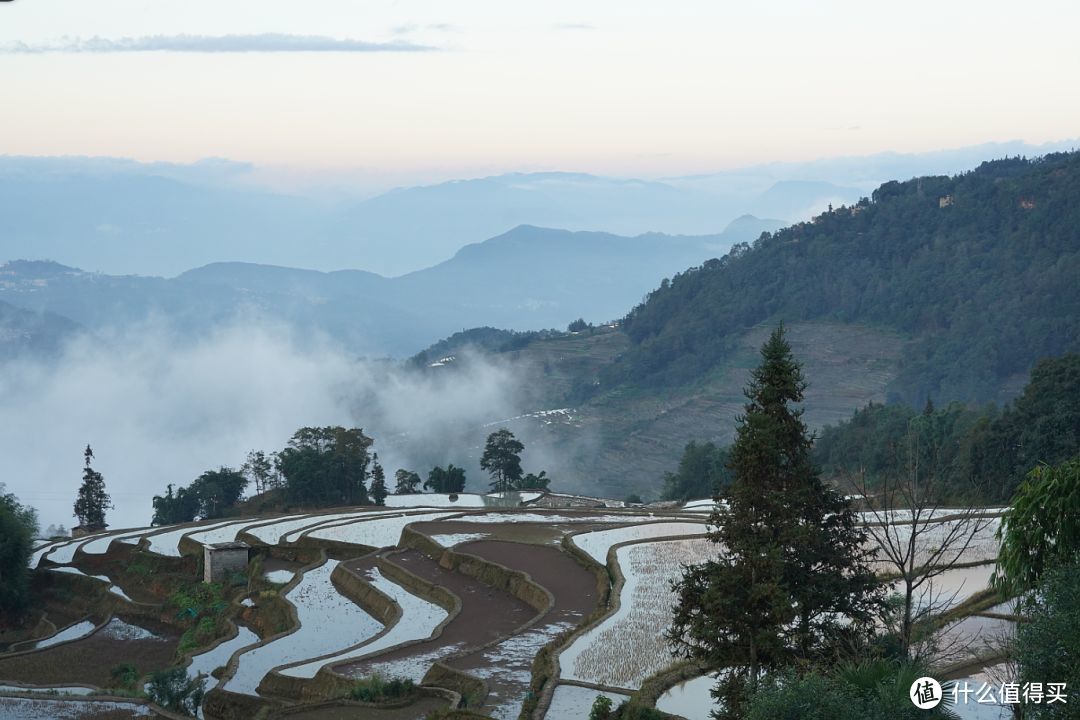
[203,541,250,583]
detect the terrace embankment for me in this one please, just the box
[415,518,615,546]
[0,616,179,687]
[276,697,451,719]
[336,548,536,681]
[444,540,602,719]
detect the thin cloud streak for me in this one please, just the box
[1,33,438,54]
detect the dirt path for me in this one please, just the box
[445,540,601,720]
[336,549,536,681]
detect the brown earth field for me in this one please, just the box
[444,540,602,718]
[0,697,165,719]
[336,549,536,680]
[278,696,448,719]
[0,617,179,687]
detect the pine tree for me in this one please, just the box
[668,326,880,717]
[370,454,388,506]
[73,445,112,531]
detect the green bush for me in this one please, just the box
[1015,560,1080,719]
[109,662,140,692]
[349,675,416,702]
[745,662,958,720]
[146,666,205,717]
[590,695,613,720]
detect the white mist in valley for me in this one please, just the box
[0,319,526,531]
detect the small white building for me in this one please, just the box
[203,542,249,584]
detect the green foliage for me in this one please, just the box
[1014,560,1080,719]
[169,581,228,654]
[662,441,732,501]
[669,327,881,716]
[612,153,1080,406]
[593,696,669,720]
[610,703,668,720]
[994,455,1080,595]
[277,426,373,506]
[409,326,567,369]
[348,675,416,702]
[151,484,200,525]
[745,661,957,720]
[569,318,592,333]
[0,484,37,616]
[520,470,551,490]
[394,469,422,494]
[814,353,1080,501]
[188,467,248,519]
[241,449,280,495]
[424,464,467,493]
[146,666,205,716]
[370,454,388,506]
[481,428,525,493]
[963,353,1080,498]
[151,466,248,525]
[74,445,112,530]
[624,493,643,504]
[589,695,613,720]
[109,662,140,692]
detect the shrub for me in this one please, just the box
[590,695,613,720]
[146,666,205,716]
[1014,560,1080,719]
[349,675,416,702]
[109,662,139,692]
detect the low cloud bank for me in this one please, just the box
[2,33,436,54]
[0,319,520,531]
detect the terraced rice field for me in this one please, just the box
[281,565,448,678]
[48,567,133,602]
[655,674,719,720]
[7,498,1012,720]
[547,684,631,720]
[304,512,461,547]
[339,549,535,682]
[144,519,248,556]
[560,537,716,689]
[223,560,383,695]
[571,521,708,565]
[0,617,178,688]
[0,697,155,719]
[447,540,601,720]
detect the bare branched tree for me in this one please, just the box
[849,428,999,659]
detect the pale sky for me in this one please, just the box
[2,0,1078,184]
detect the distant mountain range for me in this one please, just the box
[396,152,1080,499]
[3,139,1073,277]
[0,218,783,356]
[0,297,79,359]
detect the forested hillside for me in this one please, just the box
[613,153,1080,405]
[813,353,1080,500]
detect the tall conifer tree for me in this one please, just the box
[74,445,112,531]
[669,326,880,718]
[370,454,388,506]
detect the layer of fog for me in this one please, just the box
[0,318,553,531]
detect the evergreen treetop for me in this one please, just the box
[669,326,880,718]
[74,444,112,531]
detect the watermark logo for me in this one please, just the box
[911,677,943,709]
[911,677,1069,709]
